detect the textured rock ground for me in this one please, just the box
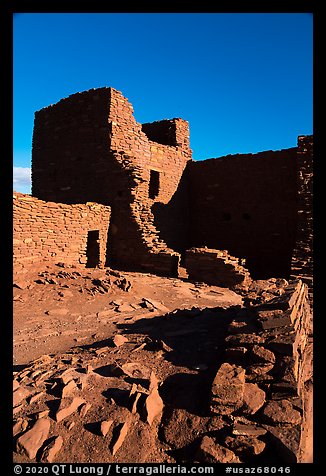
[13,264,313,464]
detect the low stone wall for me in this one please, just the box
[185,247,251,288]
[13,193,111,271]
[291,135,313,297]
[205,280,313,463]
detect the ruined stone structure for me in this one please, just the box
[290,135,313,291]
[13,192,110,270]
[186,148,298,279]
[29,87,313,285]
[207,279,313,463]
[185,247,251,289]
[31,87,191,277]
[14,85,313,283]
[13,87,314,464]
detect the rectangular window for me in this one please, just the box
[149,170,160,199]
[86,230,100,268]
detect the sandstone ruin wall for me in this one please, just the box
[13,193,111,270]
[186,148,298,279]
[207,279,313,463]
[28,87,313,283]
[31,87,192,276]
[290,135,313,290]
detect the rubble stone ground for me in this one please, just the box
[13,263,312,464]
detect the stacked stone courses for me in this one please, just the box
[13,192,110,270]
[187,148,298,279]
[32,87,191,276]
[290,135,313,295]
[209,280,312,463]
[185,247,251,288]
[14,87,314,465]
[30,86,312,283]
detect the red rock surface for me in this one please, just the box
[12,265,313,464]
[16,419,51,459]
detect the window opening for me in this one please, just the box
[149,170,160,199]
[86,230,100,268]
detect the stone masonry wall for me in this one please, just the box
[185,247,251,288]
[290,135,313,294]
[32,87,192,276]
[31,87,312,281]
[105,88,192,273]
[105,156,181,276]
[205,280,313,463]
[13,193,111,271]
[187,149,298,279]
[32,88,113,205]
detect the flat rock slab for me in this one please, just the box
[45,308,69,316]
[13,418,29,437]
[112,334,129,347]
[268,333,298,356]
[96,310,114,319]
[256,309,292,330]
[141,298,170,313]
[211,363,245,415]
[228,320,258,335]
[247,363,274,376]
[116,303,136,313]
[100,420,113,437]
[242,383,266,415]
[55,397,85,422]
[111,421,129,456]
[13,386,32,407]
[16,418,51,459]
[250,345,276,363]
[145,387,164,426]
[225,435,266,457]
[225,333,265,346]
[41,435,63,463]
[196,436,240,463]
[58,369,80,384]
[61,380,77,398]
[262,399,302,425]
[225,347,248,360]
[29,392,44,405]
[232,422,267,437]
[121,362,151,380]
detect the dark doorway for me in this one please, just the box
[149,170,160,199]
[86,230,100,268]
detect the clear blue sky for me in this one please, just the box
[13,13,313,194]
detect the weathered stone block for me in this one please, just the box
[211,363,245,415]
[261,399,302,425]
[242,383,266,415]
[16,418,51,459]
[196,436,240,463]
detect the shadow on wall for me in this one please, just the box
[151,150,299,280]
[184,151,299,280]
[105,194,136,270]
[152,167,191,256]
